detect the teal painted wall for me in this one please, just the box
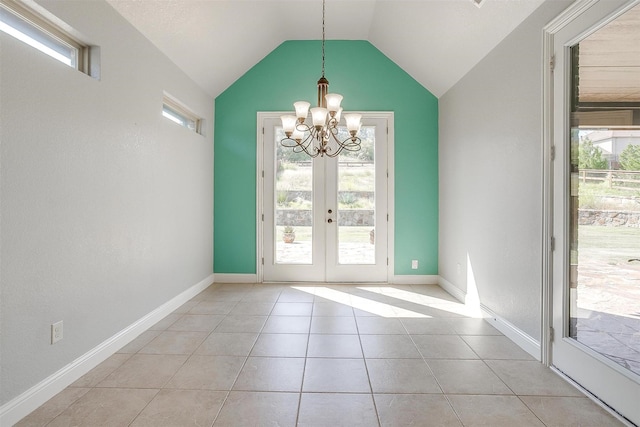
[214,40,438,275]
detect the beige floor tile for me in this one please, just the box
[97,354,188,388]
[271,302,314,316]
[367,358,442,393]
[278,288,316,302]
[233,357,305,392]
[172,300,199,314]
[195,332,258,356]
[47,388,158,427]
[262,315,311,333]
[462,335,535,360]
[303,358,371,392]
[70,353,132,387]
[188,300,238,315]
[166,355,245,390]
[427,359,513,394]
[310,316,358,334]
[312,302,355,317]
[298,393,378,427]
[448,395,545,427]
[15,387,90,427]
[485,360,584,396]
[360,334,422,358]
[447,318,502,335]
[116,330,161,354]
[413,334,479,359]
[250,333,309,357]
[214,315,267,333]
[520,396,625,427]
[401,317,457,335]
[307,334,363,358]
[198,290,246,302]
[374,394,462,426]
[355,317,407,334]
[148,313,181,330]
[139,330,208,354]
[167,314,225,332]
[229,301,275,316]
[213,391,299,427]
[130,389,226,426]
[241,288,283,302]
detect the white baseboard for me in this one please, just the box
[437,276,541,361]
[214,273,258,283]
[392,275,439,285]
[480,304,541,361]
[437,276,466,303]
[0,273,214,427]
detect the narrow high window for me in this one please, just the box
[162,95,202,134]
[0,0,88,72]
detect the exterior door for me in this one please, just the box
[550,1,640,424]
[260,113,391,282]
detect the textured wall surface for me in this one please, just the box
[0,0,214,405]
[439,1,573,339]
[214,40,438,276]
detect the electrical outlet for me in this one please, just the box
[411,260,418,269]
[51,321,63,344]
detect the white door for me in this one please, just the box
[550,1,640,424]
[260,113,391,282]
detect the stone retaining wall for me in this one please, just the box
[578,209,640,227]
[277,209,374,227]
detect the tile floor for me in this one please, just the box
[15,283,626,426]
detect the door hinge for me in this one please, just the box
[262,170,264,178]
[549,327,555,342]
[261,257,264,265]
[261,213,264,221]
[387,214,389,221]
[550,54,555,72]
[550,146,556,161]
[262,127,265,135]
[551,236,556,251]
[387,258,389,265]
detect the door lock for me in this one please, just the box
[327,218,333,223]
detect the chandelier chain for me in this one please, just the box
[321,0,325,77]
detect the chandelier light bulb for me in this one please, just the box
[280,115,297,136]
[294,101,311,121]
[344,113,362,133]
[311,107,329,128]
[325,93,343,114]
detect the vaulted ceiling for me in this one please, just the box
[106,0,547,98]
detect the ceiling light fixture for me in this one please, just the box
[280,0,362,158]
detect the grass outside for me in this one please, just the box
[579,182,640,211]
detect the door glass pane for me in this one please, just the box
[337,126,375,264]
[569,6,640,377]
[275,126,312,264]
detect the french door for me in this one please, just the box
[549,1,640,424]
[259,113,392,283]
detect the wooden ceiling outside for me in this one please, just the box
[578,3,640,104]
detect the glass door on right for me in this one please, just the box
[552,1,640,424]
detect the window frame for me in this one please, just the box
[162,95,202,135]
[0,0,87,72]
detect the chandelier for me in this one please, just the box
[280,0,362,158]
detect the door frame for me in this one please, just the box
[542,0,640,423]
[256,111,395,283]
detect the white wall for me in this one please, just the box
[0,0,214,406]
[439,0,572,340]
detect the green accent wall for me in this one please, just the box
[214,40,438,275]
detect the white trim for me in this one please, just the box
[550,367,637,427]
[0,274,214,427]
[438,276,541,360]
[481,304,541,361]
[437,276,466,303]
[214,273,258,284]
[391,275,439,285]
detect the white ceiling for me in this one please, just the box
[106,0,547,98]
